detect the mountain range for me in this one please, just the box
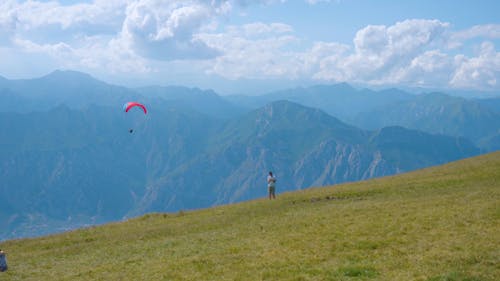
[0,70,497,240]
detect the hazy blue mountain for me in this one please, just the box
[0,75,9,88]
[476,97,500,113]
[0,100,480,240]
[0,104,221,240]
[0,70,140,112]
[0,88,35,112]
[369,126,478,168]
[130,101,479,215]
[0,71,486,240]
[352,92,500,148]
[0,71,244,120]
[0,105,140,237]
[135,86,245,119]
[225,85,500,150]
[479,133,500,152]
[224,83,413,121]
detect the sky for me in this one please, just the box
[0,0,499,95]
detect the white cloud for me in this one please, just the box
[395,50,453,88]
[450,42,500,89]
[3,0,296,73]
[13,37,73,56]
[118,0,226,61]
[305,0,332,4]
[0,0,229,60]
[309,42,350,81]
[298,20,499,90]
[449,24,500,48]
[0,4,18,45]
[353,25,388,55]
[0,1,499,91]
[241,22,293,37]
[409,50,451,74]
[199,22,302,79]
[0,0,127,32]
[12,33,150,74]
[311,19,450,85]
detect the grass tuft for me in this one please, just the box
[338,265,379,278]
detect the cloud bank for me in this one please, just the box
[0,0,499,91]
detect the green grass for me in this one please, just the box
[1,152,499,280]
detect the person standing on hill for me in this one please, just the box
[267,171,277,199]
[0,249,7,272]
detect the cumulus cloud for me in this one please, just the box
[240,22,293,37]
[0,0,127,32]
[337,19,450,84]
[317,20,499,90]
[451,42,500,89]
[1,0,296,72]
[0,0,228,61]
[309,42,350,81]
[305,19,496,90]
[0,1,499,91]
[119,1,218,60]
[449,24,500,48]
[197,17,498,91]
[0,5,18,45]
[12,34,150,74]
[199,22,301,79]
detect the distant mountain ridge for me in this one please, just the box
[227,85,500,150]
[225,83,414,121]
[0,70,140,113]
[135,86,243,119]
[352,92,500,144]
[2,71,499,146]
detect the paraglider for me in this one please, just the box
[123,102,147,114]
[123,102,147,133]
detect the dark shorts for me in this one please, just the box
[268,186,276,195]
[0,265,7,272]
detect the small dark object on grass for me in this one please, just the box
[0,249,7,272]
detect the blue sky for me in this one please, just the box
[0,0,499,95]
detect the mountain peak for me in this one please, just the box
[41,70,98,82]
[260,100,329,121]
[219,100,366,146]
[259,100,365,132]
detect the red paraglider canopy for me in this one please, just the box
[123,102,147,114]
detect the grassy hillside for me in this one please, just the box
[1,152,499,281]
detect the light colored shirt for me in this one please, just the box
[267,175,276,187]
